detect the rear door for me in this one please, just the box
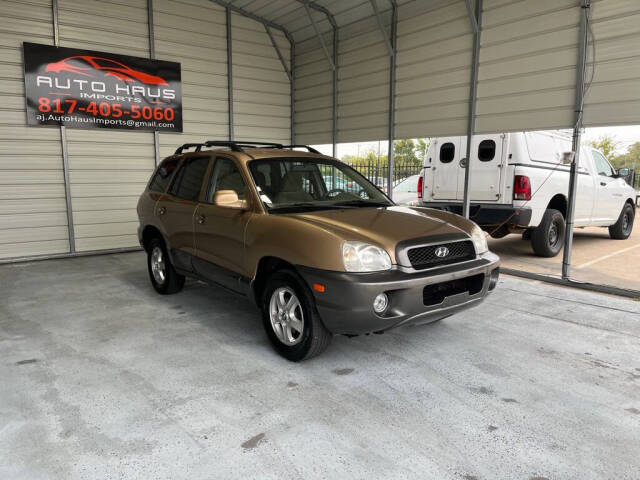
[457,134,505,201]
[431,137,462,200]
[155,155,211,272]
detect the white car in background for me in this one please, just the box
[393,174,421,205]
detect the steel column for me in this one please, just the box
[332,26,338,157]
[147,0,159,166]
[461,0,482,219]
[290,39,295,144]
[51,0,75,253]
[562,0,591,279]
[386,1,398,199]
[226,7,234,140]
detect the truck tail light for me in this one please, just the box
[417,175,423,199]
[513,175,531,201]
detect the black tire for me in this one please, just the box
[261,270,332,361]
[522,228,532,241]
[147,237,185,295]
[609,203,634,240]
[531,209,565,257]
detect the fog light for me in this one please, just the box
[373,293,389,314]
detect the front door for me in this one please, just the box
[591,150,620,223]
[155,155,211,271]
[193,156,252,292]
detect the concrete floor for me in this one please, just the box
[488,224,640,292]
[1,252,639,480]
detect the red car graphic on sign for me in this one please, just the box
[46,56,168,85]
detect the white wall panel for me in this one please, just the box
[0,0,69,259]
[475,0,579,133]
[582,0,640,127]
[395,0,472,139]
[232,13,291,144]
[58,0,154,252]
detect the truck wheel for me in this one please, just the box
[531,209,565,257]
[147,237,185,294]
[609,203,634,240]
[262,270,332,361]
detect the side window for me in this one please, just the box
[169,156,209,201]
[440,142,455,163]
[592,151,614,177]
[478,139,496,161]
[149,157,180,193]
[207,157,246,202]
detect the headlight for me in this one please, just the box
[342,241,392,272]
[470,225,488,254]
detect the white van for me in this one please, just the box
[419,131,636,257]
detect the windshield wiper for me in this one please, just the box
[331,200,391,208]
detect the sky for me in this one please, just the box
[312,125,640,159]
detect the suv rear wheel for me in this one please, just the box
[147,237,185,294]
[609,203,634,240]
[531,208,565,257]
[261,270,331,361]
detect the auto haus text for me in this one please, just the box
[35,76,176,103]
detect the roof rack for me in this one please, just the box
[174,141,321,155]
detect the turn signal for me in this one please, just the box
[417,175,423,199]
[513,175,531,201]
[313,283,325,293]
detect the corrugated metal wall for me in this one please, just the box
[232,13,291,144]
[582,0,640,127]
[475,0,580,133]
[395,0,473,139]
[58,0,154,252]
[0,0,291,261]
[0,0,69,259]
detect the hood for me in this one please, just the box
[288,206,470,262]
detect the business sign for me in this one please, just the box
[23,42,182,132]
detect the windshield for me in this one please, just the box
[248,157,393,212]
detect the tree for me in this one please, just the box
[611,142,640,170]
[587,135,619,160]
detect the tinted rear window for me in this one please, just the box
[478,139,496,161]
[149,157,180,193]
[170,157,209,201]
[440,143,455,163]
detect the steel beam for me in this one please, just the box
[562,0,591,279]
[226,7,234,140]
[266,26,291,81]
[147,0,160,166]
[386,0,398,199]
[369,0,394,57]
[51,0,75,254]
[464,0,479,33]
[209,0,291,36]
[302,2,335,71]
[461,0,482,218]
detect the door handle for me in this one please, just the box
[196,214,205,224]
[158,206,166,215]
[600,182,607,186]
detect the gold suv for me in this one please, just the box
[137,141,500,361]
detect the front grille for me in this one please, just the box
[407,240,475,270]
[423,273,485,306]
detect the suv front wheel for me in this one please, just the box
[261,270,332,361]
[147,237,185,294]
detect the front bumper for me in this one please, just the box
[298,252,500,335]
[421,202,532,228]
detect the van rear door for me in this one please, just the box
[458,134,505,201]
[431,137,462,200]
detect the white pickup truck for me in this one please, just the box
[419,131,636,257]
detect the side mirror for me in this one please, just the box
[213,190,247,210]
[617,167,630,177]
[561,151,575,164]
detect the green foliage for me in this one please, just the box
[611,142,640,170]
[587,135,619,160]
[340,138,430,167]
